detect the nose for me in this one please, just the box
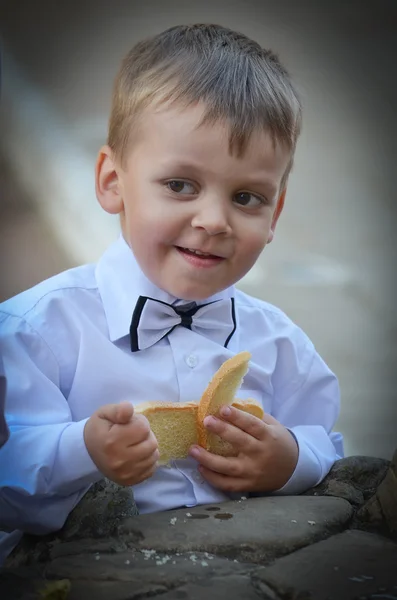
[190,196,232,236]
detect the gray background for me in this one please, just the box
[1,0,396,459]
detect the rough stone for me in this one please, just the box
[115,496,353,563]
[60,478,139,541]
[2,453,397,600]
[44,550,252,582]
[356,448,397,538]
[0,572,169,600]
[152,574,268,600]
[1,552,255,600]
[4,496,353,569]
[252,529,397,600]
[304,455,390,507]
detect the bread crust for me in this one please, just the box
[135,401,197,415]
[232,398,264,420]
[197,351,251,448]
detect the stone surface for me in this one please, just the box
[115,496,353,563]
[60,478,139,541]
[2,454,397,600]
[4,496,353,569]
[0,552,255,600]
[304,455,390,507]
[152,574,266,600]
[356,448,397,538]
[252,529,397,600]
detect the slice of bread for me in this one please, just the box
[135,401,198,464]
[134,351,259,462]
[135,397,263,463]
[197,351,251,453]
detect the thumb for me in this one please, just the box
[98,401,134,425]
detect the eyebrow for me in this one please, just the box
[242,177,278,195]
[158,160,279,196]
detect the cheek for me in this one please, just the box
[240,224,270,257]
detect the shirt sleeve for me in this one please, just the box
[0,314,102,534]
[271,341,344,495]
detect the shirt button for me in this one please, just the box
[185,354,198,368]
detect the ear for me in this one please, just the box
[95,145,124,215]
[267,187,286,244]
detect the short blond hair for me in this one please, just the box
[108,24,302,183]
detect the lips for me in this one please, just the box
[178,247,220,258]
[176,246,225,267]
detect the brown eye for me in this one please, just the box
[167,180,195,194]
[233,192,264,208]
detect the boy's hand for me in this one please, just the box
[189,406,298,493]
[84,402,159,486]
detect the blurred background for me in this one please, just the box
[0,0,396,460]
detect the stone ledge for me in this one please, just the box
[252,529,397,600]
[5,496,353,569]
[1,452,396,600]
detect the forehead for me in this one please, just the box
[126,102,291,179]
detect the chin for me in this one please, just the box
[167,282,219,302]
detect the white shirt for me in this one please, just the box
[0,235,343,562]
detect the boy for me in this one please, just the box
[0,24,343,562]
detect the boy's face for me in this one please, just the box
[97,103,291,300]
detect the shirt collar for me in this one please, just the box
[95,235,235,342]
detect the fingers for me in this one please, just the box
[190,445,242,477]
[216,405,269,439]
[126,415,154,446]
[107,414,153,447]
[98,401,134,425]
[198,465,248,494]
[129,432,159,462]
[103,435,160,486]
[198,408,266,453]
[114,451,160,486]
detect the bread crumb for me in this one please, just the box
[307,520,316,525]
[291,519,297,523]
[125,559,130,565]
[170,517,177,525]
[186,512,192,517]
[156,555,172,566]
[201,561,208,567]
[141,549,156,560]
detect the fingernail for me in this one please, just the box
[220,406,231,418]
[204,415,217,427]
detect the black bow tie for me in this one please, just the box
[130,296,236,352]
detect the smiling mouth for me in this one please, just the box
[175,246,225,266]
[176,246,221,258]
